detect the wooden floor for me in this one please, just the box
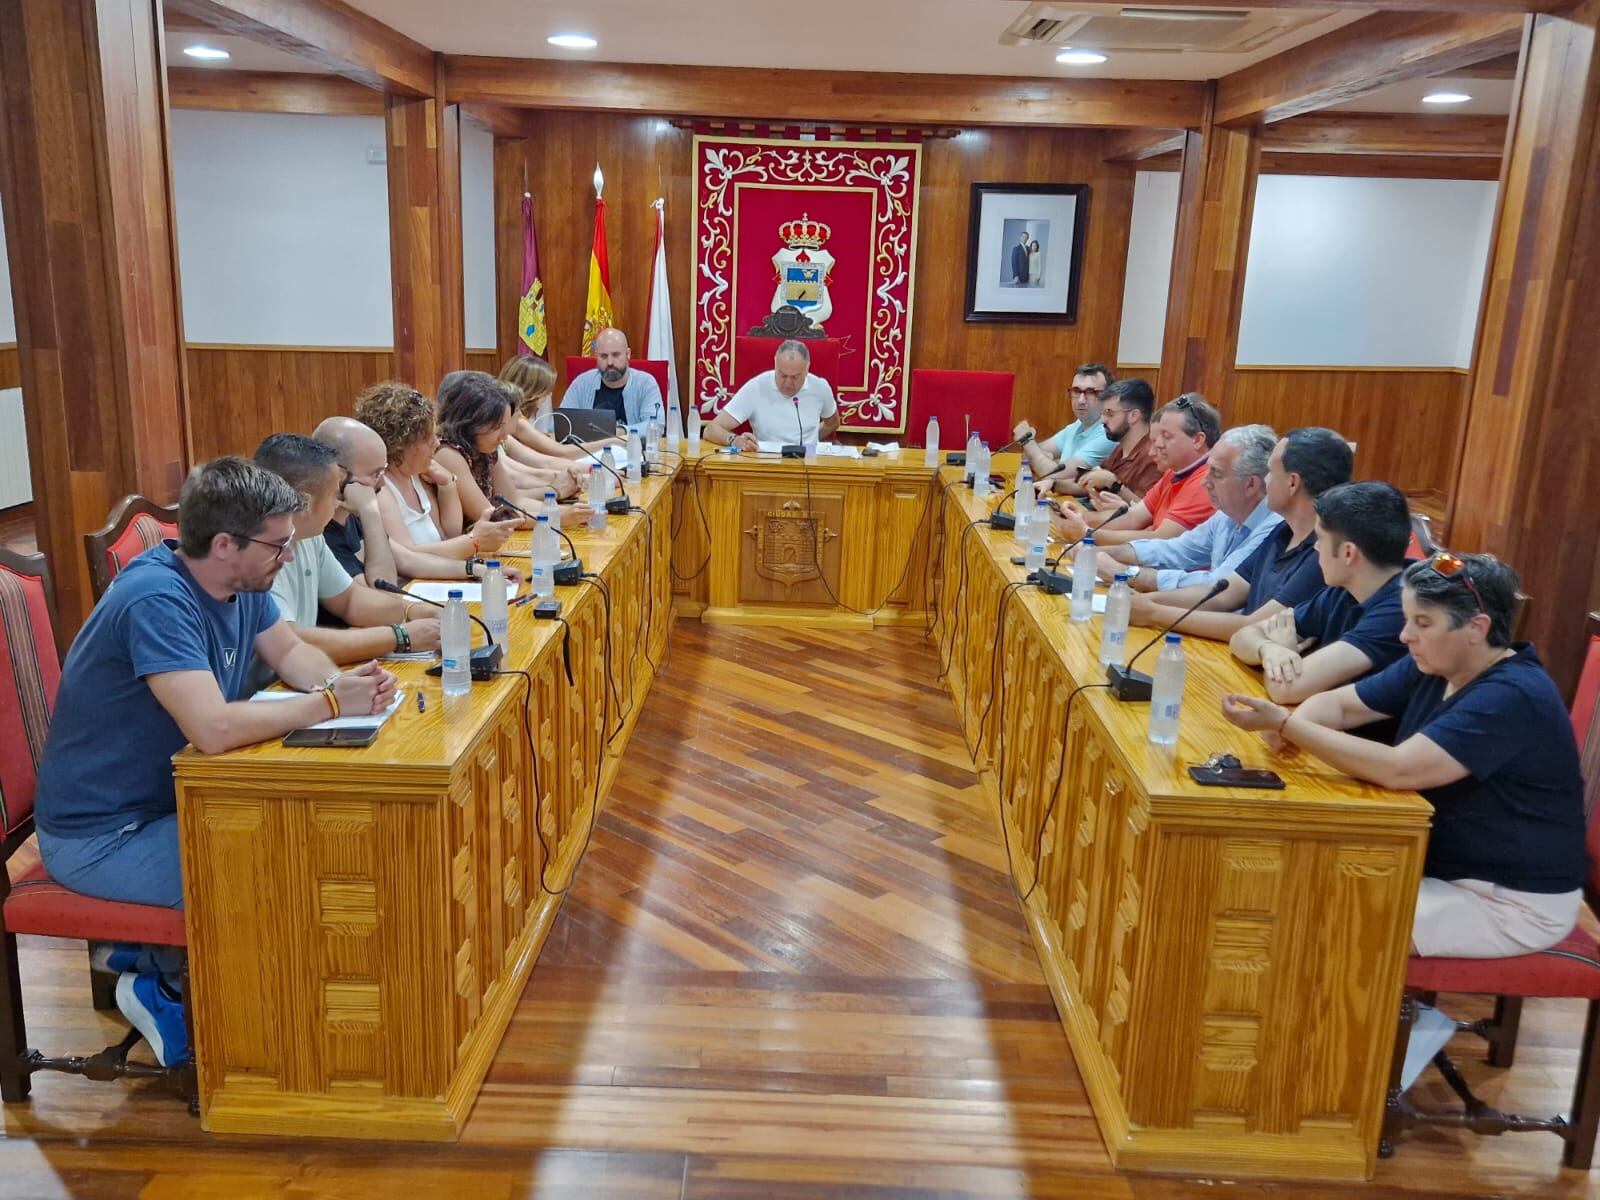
[3,621,1598,1197]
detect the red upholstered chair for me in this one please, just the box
[84,494,178,602]
[908,370,1015,449]
[0,546,193,1109]
[562,357,673,418]
[732,336,842,394]
[1378,630,1600,1167]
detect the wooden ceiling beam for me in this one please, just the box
[1103,126,1188,162]
[167,67,383,115]
[1215,10,1525,125]
[441,56,1209,129]
[461,104,533,139]
[1266,111,1508,155]
[1139,149,1502,178]
[164,0,434,96]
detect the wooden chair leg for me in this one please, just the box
[0,928,31,1102]
[1565,998,1600,1169]
[87,942,118,1013]
[1487,995,1523,1069]
[1379,989,1417,1159]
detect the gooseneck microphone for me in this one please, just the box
[1105,578,1228,702]
[1026,503,1131,596]
[779,395,808,459]
[492,493,583,585]
[990,456,1080,530]
[376,578,503,679]
[560,435,633,514]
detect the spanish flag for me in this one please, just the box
[517,192,547,357]
[581,175,614,355]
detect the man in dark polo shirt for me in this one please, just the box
[1126,426,1352,640]
[1231,480,1410,704]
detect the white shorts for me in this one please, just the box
[1412,876,1582,959]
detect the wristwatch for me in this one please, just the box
[317,671,341,692]
[465,555,481,579]
[1126,565,1142,580]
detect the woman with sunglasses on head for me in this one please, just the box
[1223,552,1588,958]
[497,355,622,467]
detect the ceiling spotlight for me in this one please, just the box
[182,44,230,61]
[1422,92,1472,105]
[1056,48,1109,65]
[547,33,598,49]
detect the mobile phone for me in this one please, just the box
[1009,556,1027,566]
[489,506,520,522]
[284,726,380,748]
[1188,765,1285,789]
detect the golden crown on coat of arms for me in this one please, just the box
[779,213,831,250]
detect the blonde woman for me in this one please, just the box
[499,355,621,469]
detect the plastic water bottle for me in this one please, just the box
[965,429,980,485]
[666,401,683,452]
[1014,463,1034,547]
[531,514,557,598]
[1025,520,1047,574]
[441,590,470,696]
[973,442,992,499]
[1148,634,1187,746]
[646,417,662,466]
[1100,573,1132,666]
[480,560,508,647]
[626,425,643,482]
[804,439,818,465]
[1071,533,1097,622]
[540,487,559,528]
[587,463,608,532]
[923,415,940,468]
[687,405,702,456]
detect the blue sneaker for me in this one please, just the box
[115,972,190,1067]
[90,941,141,974]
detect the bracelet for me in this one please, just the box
[1276,710,1292,737]
[321,685,340,720]
[470,532,481,553]
[392,623,410,653]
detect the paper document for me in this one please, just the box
[405,579,519,605]
[864,442,901,456]
[753,441,862,459]
[250,687,406,731]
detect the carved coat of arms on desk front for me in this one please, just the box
[744,499,838,587]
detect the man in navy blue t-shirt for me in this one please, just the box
[33,457,397,1065]
[1127,426,1352,643]
[1230,481,1410,705]
[1223,552,1586,959]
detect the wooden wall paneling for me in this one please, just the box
[1450,0,1600,695]
[911,128,1137,439]
[1263,112,1508,156]
[0,343,19,390]
[385,58,465,397]
[1214,11,1526,125]
[165,0,433,96]
[0,0,190,636]
[1158,96,1261,407]
[445,59,1208,130]
[492,134,531,370]
[167,67,384,115]
[1260,151,1504,179]
[516,111,695,396]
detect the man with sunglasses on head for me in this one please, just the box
[1223,552,1586,959]
[33,457,400,1067]
[250,434,440,688]
[1013,363,1116,497]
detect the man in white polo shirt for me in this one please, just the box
[705,340,840,451]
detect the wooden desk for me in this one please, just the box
[933,470,1432,1181]
[670,449,937,628]
[173,472,675,1141]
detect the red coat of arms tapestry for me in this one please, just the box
[691,135,922,436]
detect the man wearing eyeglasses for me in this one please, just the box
[1013,363,1116,496]
[33,457,400,1066]
[252,434,441,689]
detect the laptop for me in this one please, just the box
[552,406,625,443]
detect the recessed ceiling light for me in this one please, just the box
[1056,48,1108,65]
[547,33,598,50]
[1422,92,1472,105]
[182,44,230,61]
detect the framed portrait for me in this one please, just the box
[963,182,1090,324]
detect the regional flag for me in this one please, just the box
[517,192,547,357]
[645,198,680,415]
[581,191,614,355]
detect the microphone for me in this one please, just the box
[492,494,583,585]
[781,395,807,459]
[375,578,503,680]
[990,458,1078,530]
[561,435,633,514]
[988,430,1036,455]
[1105,578,1228,702]
[1027,503,1130,596]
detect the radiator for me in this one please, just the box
[0,388,32,509]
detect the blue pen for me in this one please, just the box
[416,692,426,713]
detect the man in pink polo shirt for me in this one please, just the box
[1052,393,1220,548]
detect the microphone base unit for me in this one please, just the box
[780,444,806,459]
[945,452,967,467]
[1105,664,1155,702]
[1027,568,1073,595]
[988,512,1016,531]
[423,644,504,682]
[604,495,630,515]
[554,559,583,586]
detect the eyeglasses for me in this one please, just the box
[238,532,295,561]
[1069,386,1102,399]
[1425,551,1486,619]
[340,463,385,490]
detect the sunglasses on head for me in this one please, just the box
[1425,551,1487,620]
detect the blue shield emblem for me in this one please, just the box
[782,265,822,311]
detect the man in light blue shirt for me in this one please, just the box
[1099,425,1280,592]
[561,327,665,429]
[1015,362,1117,496]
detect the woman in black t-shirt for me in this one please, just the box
[1224,552,1588,958]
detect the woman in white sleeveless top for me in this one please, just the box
[354,382,516,564]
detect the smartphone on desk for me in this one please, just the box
[283,726,381,749]
[1188,764,1285,789]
